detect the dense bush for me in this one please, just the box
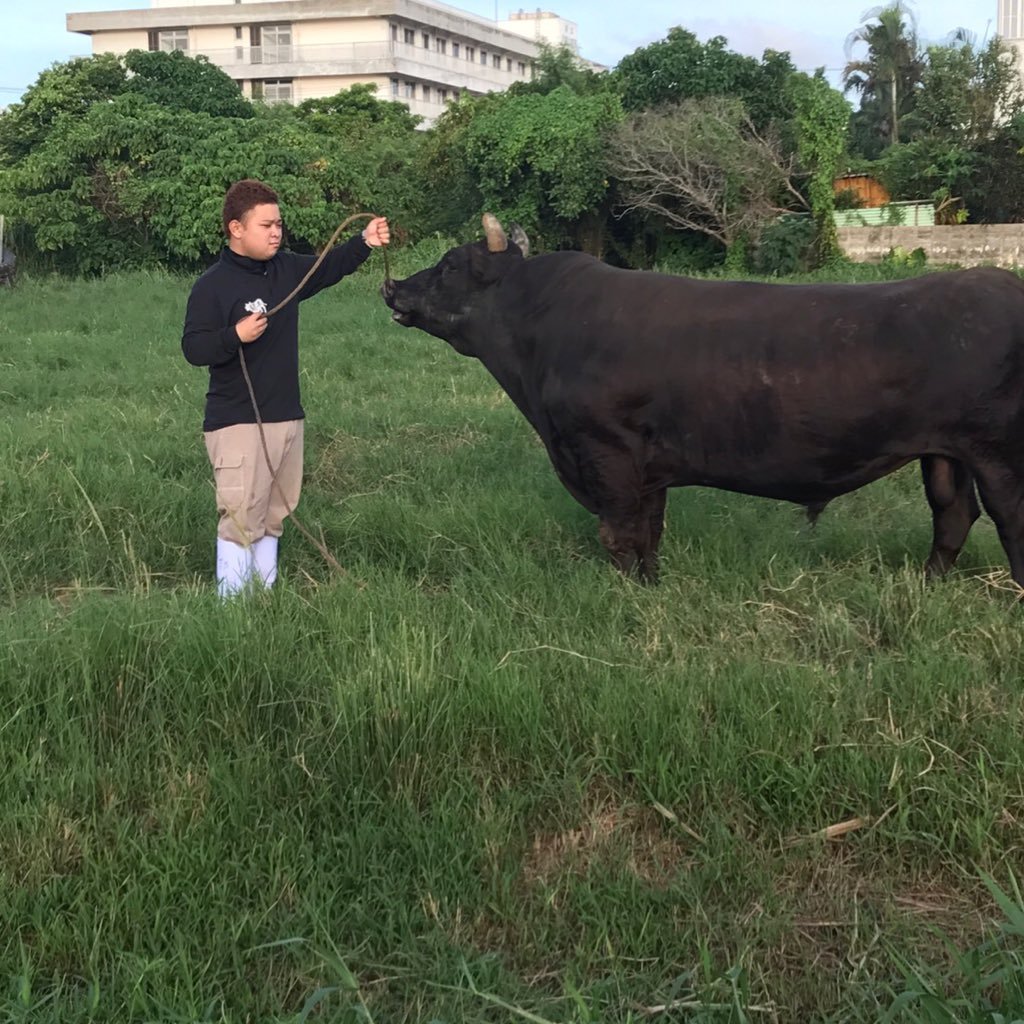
[753,215,817,276]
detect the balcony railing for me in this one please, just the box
[250,44,293,64]
[202,39,529,83]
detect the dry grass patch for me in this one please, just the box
[522,794,695,891]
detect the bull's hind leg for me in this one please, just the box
[972,461,1024,590]
[921,455,980,577]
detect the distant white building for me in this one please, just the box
[499,8,577,52]
[66,0,595,127]
[998,0,1024,80]
[499,8,605,71]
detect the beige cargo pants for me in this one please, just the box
[203,420,304,546]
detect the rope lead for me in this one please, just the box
[239,211,390,579]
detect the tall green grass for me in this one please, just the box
[2,261,1024,1022]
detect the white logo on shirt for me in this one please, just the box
[244,298,268,315]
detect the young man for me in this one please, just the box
[182,178,389,596]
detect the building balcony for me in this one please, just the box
[201,39,529,93]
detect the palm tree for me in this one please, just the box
[843,2,925,147]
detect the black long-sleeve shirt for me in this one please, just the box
[182,234,372,431]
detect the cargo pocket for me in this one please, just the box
[213,453,247,521]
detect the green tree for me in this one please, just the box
[0,51,254,167]
[122,49,253,118]
[0,58,418,274]
[508,42,610,98]
[613,28,797,130]
[843,2,925,149]
[870,34,1024,223]
[292,83,422,229]
[409,94,487,240]
[910,36,1024,145]
[875,137,976,210]
[790,72,851,265]
[295,81,421,132]
[0,54,127,163]
[418,85,622,251]
[1,97,320,273]
[966,115,1024,222]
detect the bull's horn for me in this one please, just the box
[482,212,508,253]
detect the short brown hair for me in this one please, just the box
[222,179,279,237]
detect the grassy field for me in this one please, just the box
[2,252,1024,1023]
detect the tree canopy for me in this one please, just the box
[843,2,924,149]
[0,54,421,274]
[2,12,1023,278]
[613,28,797,130]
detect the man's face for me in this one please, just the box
[229,202,283,261]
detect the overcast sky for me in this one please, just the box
[1,0,998,103]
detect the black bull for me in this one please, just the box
[383,215,1024,587]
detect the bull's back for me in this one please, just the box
[523,258,1023,407]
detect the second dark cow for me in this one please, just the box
[383,214,1024,586]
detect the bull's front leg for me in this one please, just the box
[598,515,645,577]
[641,488,668,582]
[554,437,661,581]
[597,491,664,583]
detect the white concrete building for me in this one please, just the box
[66,0,585,126]
[499,8,577,52]
[999,0,1024,80]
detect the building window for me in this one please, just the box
[452,42,460,58]
[451,89,460,101]
[518,61,526,75]
[439,88,448,102]
[261,79,293,103]
[506,57,512,71]
[404,27,415,44]
[422,32,430,48]
[404,80,415,98]
[422,85,431,102]
[148,28,189,52]
[465,46,474,61]
[437,38,446,55]
[234,26,242,40]
[262,24,292,63]
[391,24,398,41]
[493,54,501,68]
[390,77,399,96]
[480,50,487,64]
[250,24,291,63]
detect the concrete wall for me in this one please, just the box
[837,224,1024,269]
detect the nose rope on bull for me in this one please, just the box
[237,211,391,580]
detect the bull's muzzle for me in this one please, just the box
[381,278,415,326]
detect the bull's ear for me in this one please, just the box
[509,223,530,258]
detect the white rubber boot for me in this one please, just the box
[253,535,279,588]
[216,537,255,598]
